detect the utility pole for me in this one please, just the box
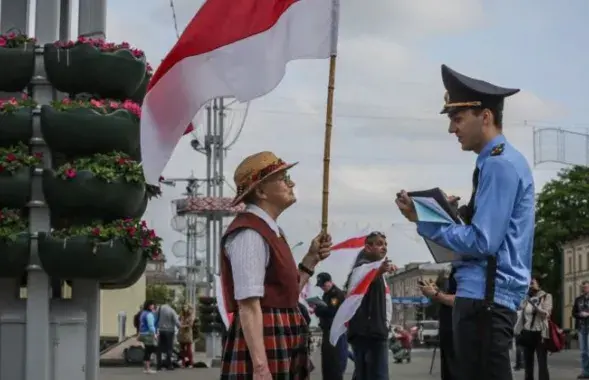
[171,97,242,363]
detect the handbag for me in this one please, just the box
[138,333,158,346]
[517,299,540,348]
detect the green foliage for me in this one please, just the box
[0,143,42,174]
[534,165,589,325]
[0,32,35,48]
[50,218,163,259]
[0,208,26,242]
[50,97,141,119]
[0,94,37,113]
[55,152,144,184]
[146,284,174,305]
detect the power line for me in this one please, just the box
[169,0,181,38]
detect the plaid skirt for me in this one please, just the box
[220,307,310,379]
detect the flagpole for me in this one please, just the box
[321,55,336,234]
[321,0,340,235]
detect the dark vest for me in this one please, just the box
[220,212,299,312]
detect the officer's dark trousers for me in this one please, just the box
[453,297,516,380]
[439,330,456,380]
[321,331,345,380]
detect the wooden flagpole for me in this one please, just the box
[321,54,337,234]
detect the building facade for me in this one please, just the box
[562,237,589,329]
[387,262,450,326]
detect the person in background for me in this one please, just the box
[573,281,589,379]
[514,276,552,380]
[178,304,195,368]
[138,300,158,374]
[315,272,347,380]
[419,270,457,380]
[156,303,180,371]
[344,232,397,380]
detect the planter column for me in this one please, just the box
[73,3,106,380]
[28,2,61,380]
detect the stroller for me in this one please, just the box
[389,329,412,363]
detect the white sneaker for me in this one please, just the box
[143,369,157,374]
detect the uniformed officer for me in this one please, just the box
[314,272,347,380]
[396,64,534,380]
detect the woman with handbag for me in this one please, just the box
[514,277,553,380]
[178,304,195,368]
[138,300,158,374]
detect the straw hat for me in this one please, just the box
[231,151,297,206]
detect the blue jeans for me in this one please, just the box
[580,327,589,375]
[350,337,389,380]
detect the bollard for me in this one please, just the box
[117,312,127,342]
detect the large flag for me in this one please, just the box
[329,258,392,345]
[140,0,340,183]
[331,235,366,251]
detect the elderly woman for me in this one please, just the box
[219,151,332,379]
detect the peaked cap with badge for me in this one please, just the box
[231,151,297,206]
[441,64,520,115]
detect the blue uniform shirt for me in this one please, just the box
[416,135,534,310]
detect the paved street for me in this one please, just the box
[99,348,583,379]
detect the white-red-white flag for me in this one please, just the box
[140,0,340,183]
[214,274,234,330]
[329,258,392,346]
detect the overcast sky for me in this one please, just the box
[69,0,589,289]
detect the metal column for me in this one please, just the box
[77,0,107,38]
[77,2,107,379]
[0,0,30,34]
[28,2,61,379]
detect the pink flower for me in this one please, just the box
[8,98,17,106]
[21,93,28,100]
[62,98,71,104]
[0,38,6,47]
[65,168,76,178]
[109,101,119,109]
[7,32,15,39]
[90,99,103,108]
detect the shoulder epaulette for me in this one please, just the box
[490,143,505,156]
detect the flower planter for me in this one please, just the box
[37,234,143,281]
[43,169,146,220]
[0,44,35,92]
[0,167,31,208]
[129,74,149,104]
[0,233,29,278]
[43,43,146,99]
[0,108,33,147]
[40,105,140,158]
[101,256,147,290]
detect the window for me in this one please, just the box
[569,285,573,305]
[579,254,583,273]
[569,256,573,274]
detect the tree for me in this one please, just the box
[146,283,175,306]
[533,165,589,325]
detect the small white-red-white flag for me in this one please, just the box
[214,274,234,330]
[140,0,340,183]
[329,258,392,346]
